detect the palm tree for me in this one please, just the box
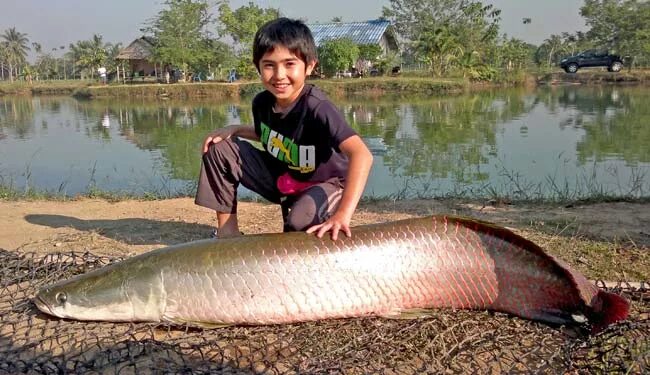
[457,50,482,79]
[539,34,565,68]
[415,24,462,76]
[60,46,67,80]
[0,44,8,80]
[31,42,42,54]
[69,34,108,79]
[2,27,30,82]
[104,42,122,78]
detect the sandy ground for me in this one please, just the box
[1,198,649,259]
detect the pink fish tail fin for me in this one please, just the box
[590,290,630,334]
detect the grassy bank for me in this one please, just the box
[73,77,468,100]
[3,69,650,99]
[0,80,93,96]
[1,77,468,100]
[2,175,648,205]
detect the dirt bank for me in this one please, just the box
[1,197,648,281]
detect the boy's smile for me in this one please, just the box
[259,46,316,109]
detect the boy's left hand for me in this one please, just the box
[306,213,352,241]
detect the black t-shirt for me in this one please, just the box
[252,84,357,182]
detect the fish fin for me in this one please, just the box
[531,308,577,325]
[589,290,630,334]
[168,318,233,329]
[380,308,435,320]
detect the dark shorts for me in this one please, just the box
[195,138,343,231]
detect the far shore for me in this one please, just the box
[1,69,649,99]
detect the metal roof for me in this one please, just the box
[308,20,392,46]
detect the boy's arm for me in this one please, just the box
[306,135,373,240]
[202,125,258,153]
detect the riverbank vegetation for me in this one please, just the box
[1,1,649,88]
[73,77,467,100]
[1,69,650,99]
[2,161,648,205]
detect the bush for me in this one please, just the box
[318,38,360,77]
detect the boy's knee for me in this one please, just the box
[204,139,236,162]
[284,184,340,232]
[284,210,318,232]
[284,199,326,232]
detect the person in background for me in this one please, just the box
[195,17,373,241]
[97,66,107,84]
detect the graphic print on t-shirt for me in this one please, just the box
[260,122,316,173]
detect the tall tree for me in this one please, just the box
[69,35,109,79]
[0,44,8,80]
[217,1,280,53]
[1,27,30,82]
[217,1,280,79]
[497,37,534,71]
[60,46,69,80]
[383,0,500,46]
[383,0,500,75]
[581,0,650,68]
[34,53,58,80]
[414,22,462,76]
[31,42,42,54]
[537,34,566,68]
[145,0,213,81]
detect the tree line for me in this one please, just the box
[1,0,649,83]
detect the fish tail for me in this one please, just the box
[589,290,630,334]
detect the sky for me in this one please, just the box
[2,0,587,61]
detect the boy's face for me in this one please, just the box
[259,45,316,108]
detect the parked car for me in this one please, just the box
[559,49,624,73]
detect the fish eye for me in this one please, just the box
[55,292,67,305]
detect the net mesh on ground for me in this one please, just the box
[1,250,648,374]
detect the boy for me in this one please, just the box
[195,17,373,240]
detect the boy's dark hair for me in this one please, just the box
[253,18,318,71]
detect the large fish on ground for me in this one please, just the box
[33,216,629,333]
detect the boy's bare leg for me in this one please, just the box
[216,212,242,237]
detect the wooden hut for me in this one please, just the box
[115,37,161,83]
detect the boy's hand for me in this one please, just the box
[306,213,352,241]
[202,127,236,153]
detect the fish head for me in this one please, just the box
[33,262,162,322]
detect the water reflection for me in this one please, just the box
[0,86,648,199]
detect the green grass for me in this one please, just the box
[77,77,469,100]
[2,160,649,204]
[0,80,93,96]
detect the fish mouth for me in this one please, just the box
[33,293,54,316]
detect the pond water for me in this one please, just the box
[1,85,649,200]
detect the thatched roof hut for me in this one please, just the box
[116,37,155,61]
[115,37,160,82]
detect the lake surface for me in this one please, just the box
[1,85,649,200]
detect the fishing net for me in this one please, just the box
[1,249,648,374]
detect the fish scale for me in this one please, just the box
[34,216,629,333]
[161,218,547,325]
